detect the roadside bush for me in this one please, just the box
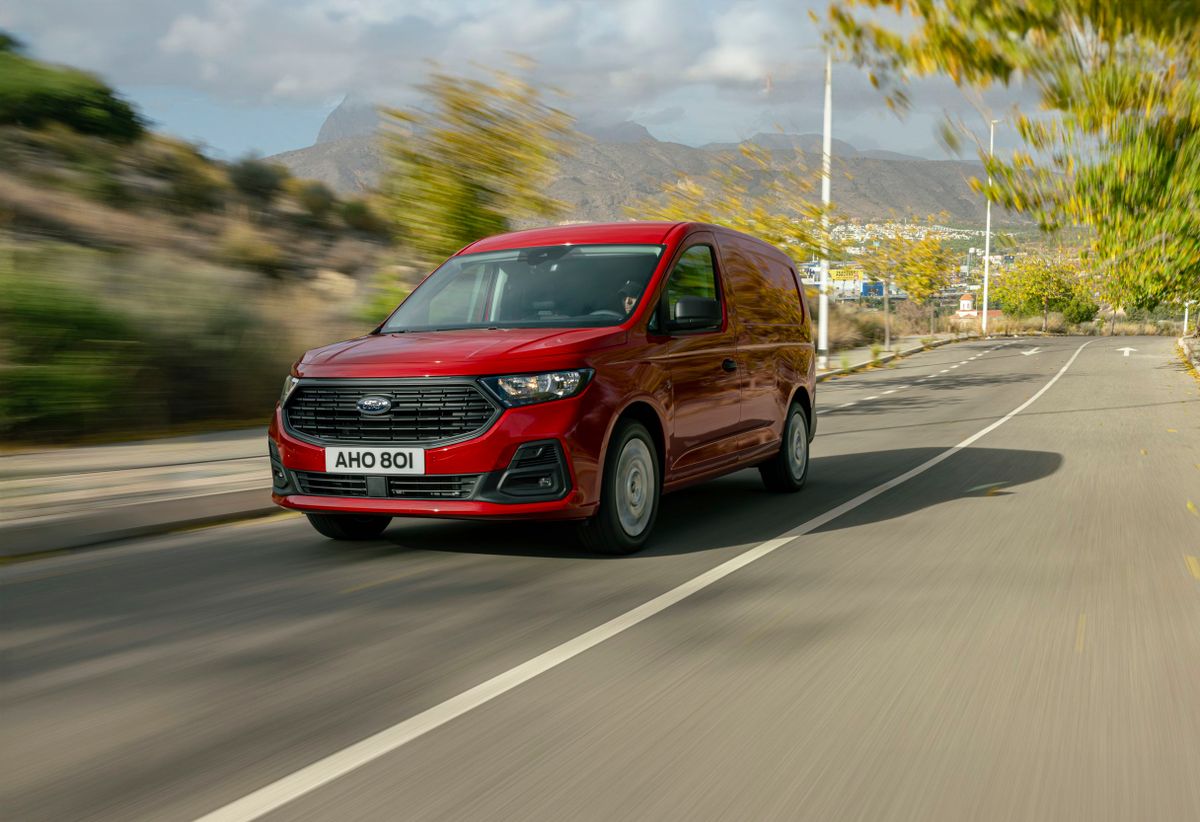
[1063,294,1099,324]
[0,48,145,143]
[228,157,289,207]
[0,244,359,442]
[143,137,228,213]
[220,223,286,276]
[0,269,143,438]
[339,198,390,236]
[295,180,336,222]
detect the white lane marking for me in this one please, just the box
[959,360,969,364]
[939,369,950,374]
[949,365,960,369]
[194,340,1096,822]
[882,389,897,395]
[838,401,856,408]
[864,395,879,401]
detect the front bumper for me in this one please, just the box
[268,394,604,521]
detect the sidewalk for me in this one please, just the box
[2,333,975,557]
[1,429,273,556]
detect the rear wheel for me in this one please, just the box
[759,403,810,492]
[306,513,392,541]
[577,420,660,555]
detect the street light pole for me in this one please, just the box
[817,51,833,370]
[981,119,998,337]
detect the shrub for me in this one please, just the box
[0,270,143,438]
[1063,294,1099,324]
[144,137,228,212]
[0,50,145,142]
[296,180,336,222]
[221,223,285,276]
[339,198,389,236]
[228,157,289,207]
[870,342,882,362]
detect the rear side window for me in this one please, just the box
[665,246,719,319]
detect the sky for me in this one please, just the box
[1,0,1036,160]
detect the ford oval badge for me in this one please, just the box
[356,395,392,416]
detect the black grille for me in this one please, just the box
[294,472,368,496]
[293,471,480,499]
[285,382,497,444]
[388,475,480,499]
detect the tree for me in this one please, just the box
[379,61,576,261]
[228,157,289,209]
[826,1,1200,307]
[0,36,145,142]
[861,230,955,335]
[992,257,1077,331]
[627,143,835,261]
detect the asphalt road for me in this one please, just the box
[4,336,1199,822]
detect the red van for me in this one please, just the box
[269,222,816,553]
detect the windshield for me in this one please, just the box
[380,244,664,332]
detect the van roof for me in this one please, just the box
[457,221,795,268]
[459,222,687,254]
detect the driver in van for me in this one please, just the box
[619,280,641,316]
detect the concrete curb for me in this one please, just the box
[1179,336,1199,368]
[817,335,981,382]
[0,488,277,558]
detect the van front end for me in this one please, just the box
[268,376,606,523]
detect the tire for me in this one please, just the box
[306,513,392,541]
[577,420,660,555]
[759,403,810,492]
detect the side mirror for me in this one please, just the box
[669,296,721,331]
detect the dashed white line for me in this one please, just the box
[882,389,897,395]
[193,340,1096,822]
[864,395,879,401]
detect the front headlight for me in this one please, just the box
[279,375,301,407]
[482,369,594,407]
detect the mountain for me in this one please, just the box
[271,108,1021,226]
[316,96,382,144]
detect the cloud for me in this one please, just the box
[1,0,1037,157]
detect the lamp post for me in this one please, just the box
[817,51,833,370]
[981,119,998,337]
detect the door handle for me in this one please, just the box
[722,358,737,372]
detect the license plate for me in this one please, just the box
[324,447,425,475]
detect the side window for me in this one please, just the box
[665,245,720,324]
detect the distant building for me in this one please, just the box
[956,292,978,317]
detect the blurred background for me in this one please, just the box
[2,3,1195,449]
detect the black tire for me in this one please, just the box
[306,513,392,541]
[577,420,660,555]
[759,403,810,492]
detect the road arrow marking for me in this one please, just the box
[1117,346,1137,357]
[1021,347,1041,356]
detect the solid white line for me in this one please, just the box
[194,340,1095,822]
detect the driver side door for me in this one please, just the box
[654,236,744,477]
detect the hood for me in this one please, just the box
[296,327,626,378]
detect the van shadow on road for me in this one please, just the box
[382,447,1063,559]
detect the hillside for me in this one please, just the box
[271,113,1024,226]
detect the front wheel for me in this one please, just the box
[577,420,660,555]
[759,403,810,492]
[306,513,392,541]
